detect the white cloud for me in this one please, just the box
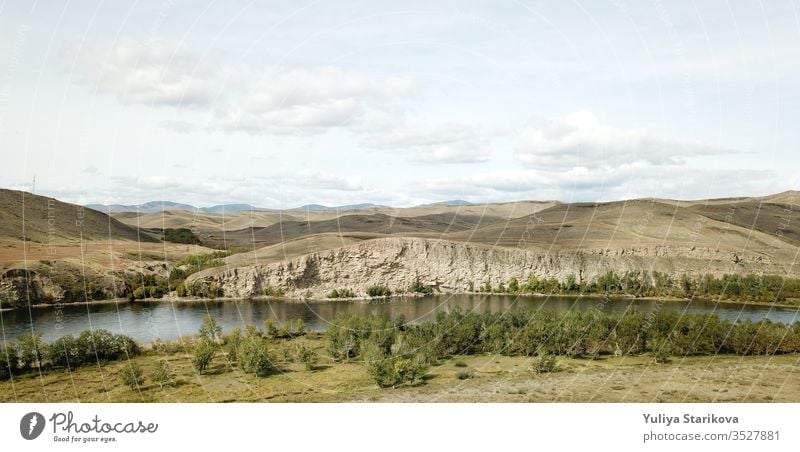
[76,40,215,108]
[361,122,493,163]
[73,41,415,135]
[515,111,732,169]
[293,170,364,191]
[215,67,414,135]
[160,119,198,134]
[419,165,775,203]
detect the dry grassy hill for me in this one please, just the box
[0,189,156,243]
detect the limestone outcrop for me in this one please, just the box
[187,237,795,300]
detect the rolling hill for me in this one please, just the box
[0,189,157,243]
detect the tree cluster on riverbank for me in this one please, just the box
[0,330,138,380]
[324,308,800,386]
[5,307,800,389]
[475,271,800,305]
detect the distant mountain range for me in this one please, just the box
[86,201,261,214]
[86,200,473,213]
[294,203,387,211]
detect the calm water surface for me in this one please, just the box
[2,294,799,344]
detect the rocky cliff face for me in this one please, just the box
[188,237,796,299]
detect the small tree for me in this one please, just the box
[239,336,275,376]
[120,361,144,390]
[47,335,83,369]
[263,319,278,339]
[291,319,306,337]
[150,359,176,389]
[198,316,222,342]
[225,328,243,363]
[508,276,519,293]
[192,340,216,373]
[296,345,318,371]
[0,343,19,380]
[16,332,45,371]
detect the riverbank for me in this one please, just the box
[5,290,799,315]
[3,333,798,402]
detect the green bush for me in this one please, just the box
[364,342,427,388]
[238,336,276,376]
[16,333,45,371]
[150,360,176,389]
[224,328,243,363]
[163,228,201,245]
[47,335,83,368]
[532,350,557,374]
[198,316,223,342]
[119,361,144,390]
[0,344,19,380]
[457,370,473,380]
[328,288,356,298]
[192,340,216,373]
[296,345,318,370]
[263,319,278,339]
[366,285,392,297]
[263,286,284,297]
[325,314,395,362]
[651,338,673,364]
[409,277,433,294]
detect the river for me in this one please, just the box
[2,294,799,344]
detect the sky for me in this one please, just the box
[0,0,798,208]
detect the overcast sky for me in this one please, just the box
[0,0,798,208]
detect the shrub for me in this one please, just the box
[364,342,427,388]
[651,338,673,364]
[163,228,201,245]
[119,361,144,390]
[192,340,216,373]
[224,328,243,363]
[0,343,19,380]
[263,286,284,297]
[238,336,276,376]
[366,285,392,297]
[150,360,176,389]
[263,319,278,339]
[532,350,557,374]
[296,345,318,370]
[175,282,187,297]
[16,332,45,371]
[457,370,473,380]
[325,314,395,362]
[409,277,433,294]
[198,316,222,342]
[454,360,468,368]
[47,335,83,368]
[328,288,356,298]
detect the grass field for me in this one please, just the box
[3,334,799,403]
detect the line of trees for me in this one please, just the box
[1,329,138,380]
[324,307,800,387]
[6,307,799,388]
[471,271,800,304]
